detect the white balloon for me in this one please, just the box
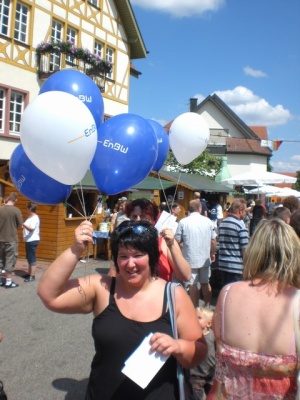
[169,112,209,165]
[20,91,97,185]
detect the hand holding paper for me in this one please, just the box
[122,333,169,389]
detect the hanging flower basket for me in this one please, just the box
[35,40,113,74]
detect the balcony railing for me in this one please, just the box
[36,41,113,93]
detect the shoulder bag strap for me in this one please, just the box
[167,282,187,400]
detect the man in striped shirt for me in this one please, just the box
[218,199,249,286]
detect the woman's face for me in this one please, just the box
[130,206,153,223]
[117,244,151,285]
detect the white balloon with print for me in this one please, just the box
[20,91,97,185]
[169,112,209,165]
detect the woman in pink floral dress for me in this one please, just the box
[208,218,300,399]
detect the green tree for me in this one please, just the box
[293,170,300,191]
[165,149,221,178]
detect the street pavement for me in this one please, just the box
[0,257,219,399]
[0,256,111,400]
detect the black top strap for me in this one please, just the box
[109,277,116,302]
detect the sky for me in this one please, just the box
[128,0,300,173]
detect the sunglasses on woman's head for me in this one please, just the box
[115,225,150,235]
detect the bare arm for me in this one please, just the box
[150,285,207,368]
[210,238,217,263]
[161,227,191,282]
[37,221,97,314]
[109,213,117,234]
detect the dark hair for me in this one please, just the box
[282,196,300,213]
[272,206,291,221]
[290,210,300,238]
[125,198,159,223]
[8,192,18,202]
[110,220,159,276]
[27,202,37,213]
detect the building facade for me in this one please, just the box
[0,0,146,174]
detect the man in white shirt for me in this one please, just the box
[175,200,217,307]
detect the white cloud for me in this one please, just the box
[244,66,267,78]
[271,159,300,172]
[131,0,225,17]
[214,86,291,127]
[193,94,206,104]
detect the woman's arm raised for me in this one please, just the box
[161,227,192,282]
[37,221,97,314]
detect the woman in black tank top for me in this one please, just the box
[38,220,207,400]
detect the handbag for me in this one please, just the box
[293,289,300,400]
[166,282,197,400]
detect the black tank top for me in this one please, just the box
[85,278,179,400]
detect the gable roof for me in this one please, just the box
[196,94,260,140]
[249,126,268,140]
[157,171,233,193]
[114,0,147,60]
[227,138,271,156]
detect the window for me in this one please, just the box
[0,89,5,132]
[9,91,24,134]
[50,20,62,71]
[94,40,103,59]
[66,26,76,63]
[14,2,29,43]
[0,87,27,136]
[106,47,114,79]
[0,0,10,36]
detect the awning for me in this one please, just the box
[74,169,97,190]
[157,171,234,193]
[74,170,176,191]
[131,176,176,190]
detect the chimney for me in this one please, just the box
[189,98,198,112]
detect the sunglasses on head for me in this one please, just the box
[115,224,150,235]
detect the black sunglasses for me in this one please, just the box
[115,225,150,235]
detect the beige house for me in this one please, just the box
[165,94,272,178]
[0,0,147,261]
[0,0,146,174]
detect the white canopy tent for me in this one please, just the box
[265,187,300,198]
[220,171,296,186]
[248,185,284,196]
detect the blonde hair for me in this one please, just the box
[196,307,214,322]
[243,218,300,290]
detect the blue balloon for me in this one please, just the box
[147,119,170,171]
[91,114,158,195]
[9,144,72,205]
[39,69,104,127]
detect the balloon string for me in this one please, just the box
[76,183,87,219]
[170,172,181,210]
[157,173,171,213]
[75,183,90,264]
[65,202,85,218]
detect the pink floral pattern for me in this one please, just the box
[207,341,299,399]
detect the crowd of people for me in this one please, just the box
[2,189,300,399]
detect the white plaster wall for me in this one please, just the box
[227,154,267,176]
[199,102,245,139]
[0,139,19,159]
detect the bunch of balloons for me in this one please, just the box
[10,69,102,204]
[10,67,210,204]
